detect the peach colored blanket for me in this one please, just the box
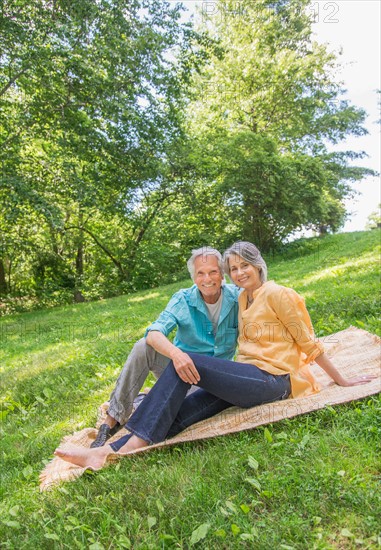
[40,327,380,491]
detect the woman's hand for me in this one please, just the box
[336,374,377,387]
[314,353,377,387]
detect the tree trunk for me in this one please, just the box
[319,225,328,235]
[0,259,7,294]
[75,238,84,278]
[74,212,85,303]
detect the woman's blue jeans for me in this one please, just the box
[110,352,291,452]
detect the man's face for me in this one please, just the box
[194,255,224,304]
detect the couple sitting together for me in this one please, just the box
[55,241,372,469]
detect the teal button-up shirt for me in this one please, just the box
[145,284,240,360]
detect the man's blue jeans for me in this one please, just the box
[110,353,291,451]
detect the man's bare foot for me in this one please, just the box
[54,443,111,470]
[104,413,117,429]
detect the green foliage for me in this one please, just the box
[0,0,375,315]
[0,0,198,306]
[0,231,380,548]
[365,204,381,230]
[192,0,367,149]
[202,131,355,250]
[184,0,373,248]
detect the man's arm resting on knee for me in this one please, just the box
[146,331,200,385]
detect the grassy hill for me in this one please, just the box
[0,230,380,549]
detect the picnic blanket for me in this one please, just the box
[40,326,381,491]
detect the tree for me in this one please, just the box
[0,0,197,303]
[184,0,373,248]
[365,205,381,230]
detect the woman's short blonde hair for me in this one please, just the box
[223,241,267,284]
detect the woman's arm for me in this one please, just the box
[314,353,375,386]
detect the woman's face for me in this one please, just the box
[228,254,262,292]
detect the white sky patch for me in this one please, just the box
[311,1,380,231]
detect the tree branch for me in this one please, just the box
[65,225,126,278]
[0,67,29,97]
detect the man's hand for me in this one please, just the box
[146,330,201,384]
[171,349,200,385]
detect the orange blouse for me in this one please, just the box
[236,281,323,398]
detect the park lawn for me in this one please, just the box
[0,230,380,549]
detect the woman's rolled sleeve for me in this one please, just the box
[302,338,325,364]
[274,288,324,362]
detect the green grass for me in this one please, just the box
[0,230,380,549]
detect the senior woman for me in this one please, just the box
[55,242,373,470]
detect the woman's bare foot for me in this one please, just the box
[54,443,111,470]
[117,434,149,455]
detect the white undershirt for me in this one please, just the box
[204,292,223,335]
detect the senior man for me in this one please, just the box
[91,246,239,447]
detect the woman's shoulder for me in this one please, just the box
[261,280,285,296]
[261,281,301,303]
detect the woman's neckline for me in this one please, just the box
[242,281,271,309]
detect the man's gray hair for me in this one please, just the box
[187,247,224,281]
[223,241,267,284]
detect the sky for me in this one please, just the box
[311,0,380,231]
[179,0,381,231]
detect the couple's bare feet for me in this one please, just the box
[54,434,149,470]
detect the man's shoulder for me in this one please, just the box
[170,285,197,299]
[166,285,197,306]
[222,283,241,301]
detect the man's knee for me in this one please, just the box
[131,337,149,357]
[126,337,156,372]
[127,337,167,378]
